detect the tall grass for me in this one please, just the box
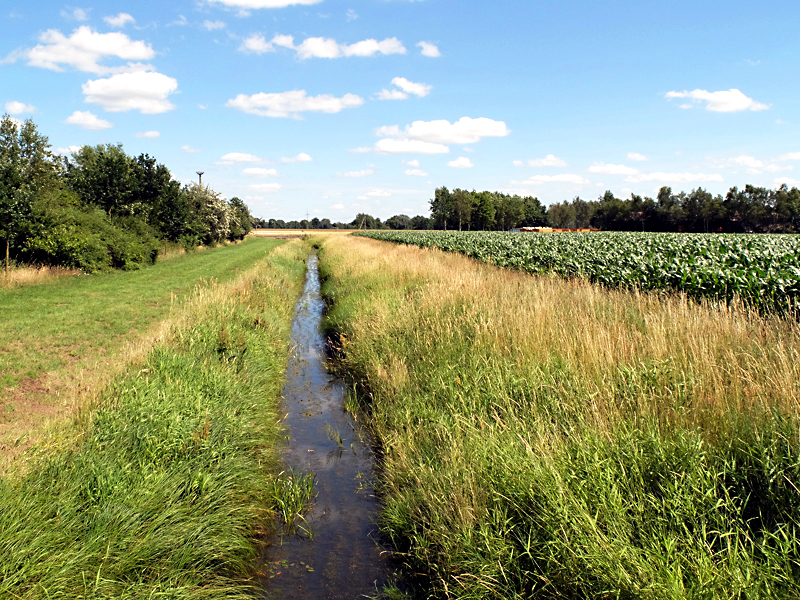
[317,234,800,599]
[0,240,310,599]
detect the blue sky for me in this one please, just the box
[3,0,799,222]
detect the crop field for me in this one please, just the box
[356,230,800,314]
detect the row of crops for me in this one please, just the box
[355,230,800,314]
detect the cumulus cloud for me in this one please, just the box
[62,8,89,21]
[514,174,591,185]
[82,71,178,113]
[281,153,312,163]
[263,34,406,59]
[404,169,428,176]
[243,167,279,177]
[374,139,449,154]
[627,152,648,161]
[64,110,112,130]
[779,152,800,161]
[249,183,282,192]
[625,172,724,183]
[239,33,274,54]
[514,154,566,167]
[104,13,135,28]
[226,90,364,119]
[135,130,160,138]
[346,9,358,21]
[775,177,800,187]
[339,169,373,177]
[417,41,440,57]
[182,145,202,153]
[203,20,226,30]
[379,117,510,146]
[377,76,432,100]
[54,145,82,155]
[5,101,35,114]
[666,88,769,113]
[448,157,473,168]
[23,26,155,75]
[219,152,262,164]
[589,162,640,175]
[208,0,322,9]
[404,159,420,167]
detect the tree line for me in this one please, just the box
[429,187,550,231]
[1,116,253,272]
[548,187,800,233]
[253,213,434,230]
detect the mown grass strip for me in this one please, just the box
[0,239,309,599]
[318,234,800,599]
[355,230,800,314]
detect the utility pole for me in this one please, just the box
[196,171,204,186]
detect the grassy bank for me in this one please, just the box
[0,237,284,459]
[317,234,800,599]
[0,239,309,599]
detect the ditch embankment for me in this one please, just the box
[316,233,800,599]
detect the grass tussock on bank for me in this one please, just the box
[0,239,309,599]
[318,235,800,599]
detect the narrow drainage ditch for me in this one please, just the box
[259,252,394,599]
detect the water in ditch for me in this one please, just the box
[260,253,394,599]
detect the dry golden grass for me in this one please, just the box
[319,234,800,430]
[0,265,82,289]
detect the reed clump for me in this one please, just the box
[317,234,800,599]
[0,239,310,599]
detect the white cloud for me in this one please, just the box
[364,189,390,197]
[349,147,372,153]
[448,157,473,168]
[249,183,282,191]
[281,153,312,163]
[514,174,591,185]
[62,8,89,21]
[135,130,160,138]
[391,77,432,97]
[381,117,510,144]
[625,172,724,183]
[64,110,112,130]
[239,33,274,54]
[208,0,322,8]
[374,139,449,154]
[515,154,566,167]
[243,167,279,177]
[775,177,800,187]
[417,41,440,57]
[331,203,345,209]
[726,155,781,174]
[589,162,640,175]
[171,15,188,26]
[182,145,201,153]
[203,20,226,30]
[339,169,373,178]
[272,35,406,59]
[779,152,800,161]
[346,9,358,21]
[83,71,178,114]
[666,88,769,113]
[25,26,155,75]
[403,159,420,167]
[226,90,364,118]
[54,145,82,155]
[220,152,262,163]
[104,13,135,28]
[4,101,35,114]
[627,152,648,161]
[376,89,408,100]
[776,119,789,125]
[404,169,428,176]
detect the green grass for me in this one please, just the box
[0,238,284,392]
[0,239,311,599]
[317,234,800,600]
